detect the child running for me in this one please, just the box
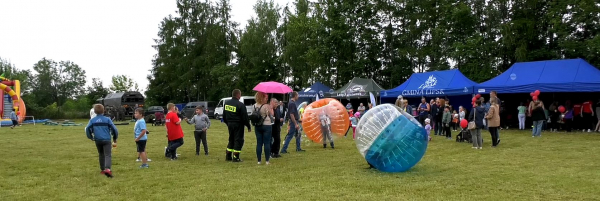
[85,104,119,178]
[9,109,18,129]
[134,108,149,168]
[186,105,211,156]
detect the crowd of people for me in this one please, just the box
[84,87,600,178]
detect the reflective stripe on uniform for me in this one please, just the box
[227,148,234,152]
[233,150,241,153]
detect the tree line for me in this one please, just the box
[146,0,600,106]
[0,57,141,118]
[2,0,599,118]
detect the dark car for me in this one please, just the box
[183,101,216,119]
[145,106,166,116]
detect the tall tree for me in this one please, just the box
[109,75,139,92]
[30,58,86,111]
[236,0,281,92]
[86,78,110,106]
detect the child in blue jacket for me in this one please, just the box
[85,104,119,178]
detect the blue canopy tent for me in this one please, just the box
[297,82,333,104]
[381,69,477,111]
[475,58,600,94]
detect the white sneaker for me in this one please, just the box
[266,161,270,165]
[136,158,141,162]
[472,147,477,149]
[147,158,152,162]
[588,129,591,132]
[478,147,482,149]
[257,162,261,165]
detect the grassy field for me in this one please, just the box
[1,120,599,201]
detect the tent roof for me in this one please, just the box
[475,58,600,94]
[334,77,384,93]
[326,77,384,99]
[381,69,477,98]
[298,82,333,98]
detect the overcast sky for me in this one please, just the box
[0,0,292,92]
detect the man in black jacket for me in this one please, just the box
[271,98,283,158]
[223,89,251,162]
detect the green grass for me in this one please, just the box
[1,121,600,201]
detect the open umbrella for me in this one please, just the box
[253,81,293,94]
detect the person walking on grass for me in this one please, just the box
[271,98,283,158]
[469,100,486,149]
[442,106,452,139]
[186,105,211,156]
[518,102,527,130]
[281,92,305,153]
[485,98,501,147]
[417,97,430,127]
[85,104,119,178]
[253,92,273,165]
[224,89,251,162]
[9,109,18,129]
[165,103,184,160]
[531,100,545,137]
[133,108,149,168]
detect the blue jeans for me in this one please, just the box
[532,120,543,137]
[282,123,301,152]
[255,125,272,162]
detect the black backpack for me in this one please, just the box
[249,104,266,126]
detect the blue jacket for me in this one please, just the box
[10,111,17,121]
[86,115,119,141]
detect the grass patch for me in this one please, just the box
[1,121,599,200]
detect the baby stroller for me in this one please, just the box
[456,127,472,143]
[153,111,165,126]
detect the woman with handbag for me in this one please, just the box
[469,100,486,149]
[486,99,501,147]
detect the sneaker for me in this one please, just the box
[139,164,149,168]
[478,147,482,149]
[266,161,270,165]
[171,157,178,161]
[296,149,306,152]
[233,158,243,162]
[257,161,261,165]
[136,158,141,162]
[147,158,151,162]
[588,129,592,133]
[273,154,282,158]
[532,136,535,137]
[472,147,477,149]
[280,150,288,154]
[205,152,209,156]
[102,169,113,178]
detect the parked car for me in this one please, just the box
[183,101,216,119]
[145,106,166,116]
[214,96,256,119]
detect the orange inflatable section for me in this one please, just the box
[301,98,350,143]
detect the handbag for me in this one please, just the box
[468,108,477,130]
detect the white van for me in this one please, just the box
[214,96,256,119]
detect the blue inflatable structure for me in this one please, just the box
[355,104,428,172]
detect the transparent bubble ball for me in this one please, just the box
[355,104,428,172]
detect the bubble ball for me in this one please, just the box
[301,98,350,143]
[355,104,428,172]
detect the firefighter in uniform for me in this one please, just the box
[224,89,251,162]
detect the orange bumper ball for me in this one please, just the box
[301,98,350,143]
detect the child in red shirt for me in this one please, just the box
[165,103,185,160]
